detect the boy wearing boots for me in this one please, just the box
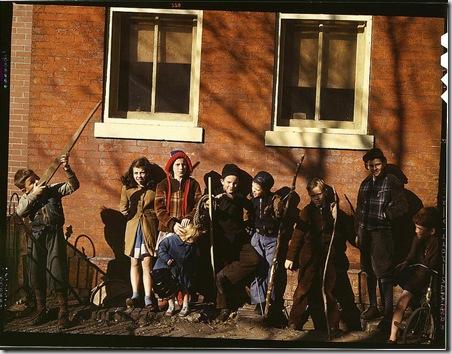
[285,178,342,334]
[14,155,79,328]
[248,171,286,320]
[355,148,408,333]
[209,164,260,321]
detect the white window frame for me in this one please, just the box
[265,13,374,150]
[95,7,204,142]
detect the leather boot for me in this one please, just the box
[31,288,48,325]
[56,291,70,328]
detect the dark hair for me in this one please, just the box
[413,207,440,230]
[121,157,153,188]
[14,169,39,189]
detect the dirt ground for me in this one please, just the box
[3,300,442,349]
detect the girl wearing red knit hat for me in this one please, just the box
[154,150,202,314]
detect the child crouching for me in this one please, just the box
[152,228,201,317]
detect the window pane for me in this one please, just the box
[155,23,192,114]
[320,30,357,121]
[110,14,154,113]
[279,22,318,123]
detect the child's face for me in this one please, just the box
[415,224,435,239]
[221,175,239,195]
[172,158,187,180]
[367,158,385,178]
[251,182,264,198]
[23,176,38,194]
[133,167,147,187]
[308,186,325,207]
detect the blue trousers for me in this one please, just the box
[250,232,286,306]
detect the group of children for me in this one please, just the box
[14,147,441,344]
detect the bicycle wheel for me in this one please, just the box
[402,307,435,344]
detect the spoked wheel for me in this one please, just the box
[402,307,435,344]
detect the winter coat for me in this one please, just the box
[120,185,159,257]
[153,233,199,290]
[355,171,408,232]
[286,201,353,281]
[155,177,202,233]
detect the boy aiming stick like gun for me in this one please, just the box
[263,155,305,320]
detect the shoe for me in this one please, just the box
[216,308,231,322]
[165,308,176,317]
[58,311,70,329]
[31,307,49,325]
[254,303,265,315]
[178,306,190,317]
[361,305,380,320]
[126,297,140,309]
[386,339,397,344]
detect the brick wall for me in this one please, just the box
[7,4,33,208]
[7,7,444,300]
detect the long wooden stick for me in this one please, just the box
[208,177,216,283]
[263,154,304,319]
[322,186,338,340]
[39,100,102,186]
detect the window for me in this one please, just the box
[95,8,203,142]
[265,14,374,149]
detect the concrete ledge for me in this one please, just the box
[94,122,204,142]
[265,130,374,150]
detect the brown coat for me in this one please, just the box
[119,185,159,257]
[155,177,202,233]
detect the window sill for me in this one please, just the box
[94,122,204,142]
[264,130,374,150]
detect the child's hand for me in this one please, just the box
[60,154,70,168]
[174,222,187,237]
[167,259,174,267]
[285,259,294,270]
[32,181,46,196]
[330,202,337,220]
[181,218,190,227]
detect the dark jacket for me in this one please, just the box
[356,171,408,231]
[250,193,282,235]
[213,193,252,244]
[286,201,353,271]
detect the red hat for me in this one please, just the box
[164,150,193,175]
[164,150,193,216]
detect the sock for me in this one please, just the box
[167,299,175,311]
[144,295,153,307]
[132,292,140,299]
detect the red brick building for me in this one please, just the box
[6,3,446,302]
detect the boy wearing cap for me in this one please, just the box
[355,148,408,332]
[211,164,260,321]
[248,171,285,317]
[14,155,79,328]
[388,207,441,343]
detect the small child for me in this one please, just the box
[153,231,200,317]
[120,157,159,310]
[248,171,284,315]
[388,207,441,343]
[14,154,79,328]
